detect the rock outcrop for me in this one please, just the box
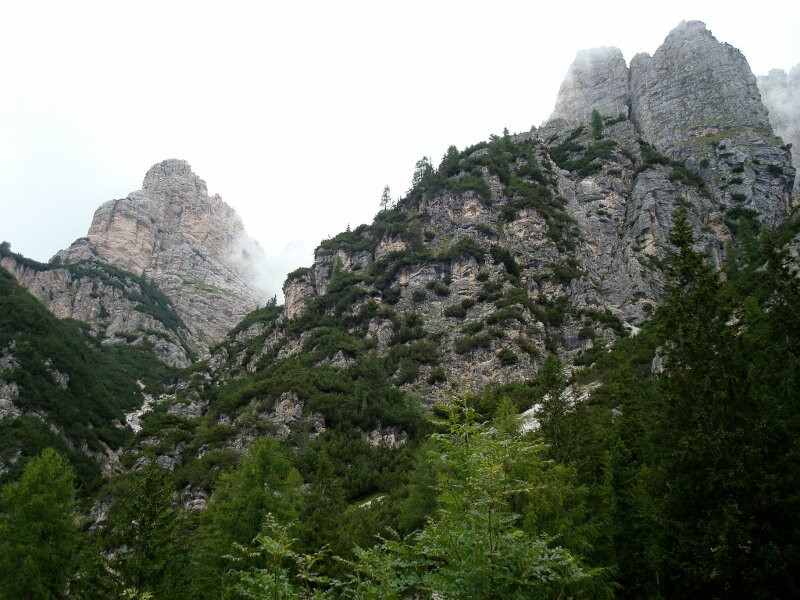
[551,47,630,122]
[553,21,794,228]
[629,21,770,151]
[0,250,192,367]
[758,65,800,193]
[82,159,270,348]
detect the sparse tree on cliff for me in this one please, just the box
[380,185,391,211]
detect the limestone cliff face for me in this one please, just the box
[551,47,629,122]
[758,65,800,194]
[629,21,769,150]
[84,159,270,348]
[0,246,192,367]
[554,21,794,227]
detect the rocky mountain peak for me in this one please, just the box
[549,21,793,227]
[76,160,271,350]
[630,20,771,152]
[551,46,629,123]
[661,19,713,43]
[141,158,209,199]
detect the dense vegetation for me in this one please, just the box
[2,202,799,598]
[0,266,176,491]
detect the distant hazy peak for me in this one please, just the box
[758,64,800,191]
[551,46,629,123]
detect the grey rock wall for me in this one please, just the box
[551,46,630,121]
[758,65,800,193]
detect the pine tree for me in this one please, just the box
[109,462,183,598]
[0,448,78,600]
[380,185,391,211]
[591,109,604,138]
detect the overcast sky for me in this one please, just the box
[1,0,798,297]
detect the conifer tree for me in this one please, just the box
[109,462,183,598]
[380,185,391,211]
[0,448,78,600]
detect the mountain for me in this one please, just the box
[2,159,271,365]
[81,159,271,345]
[125,20,796,482]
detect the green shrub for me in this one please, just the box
[440,237,486,264]
[454,333,492,354]
[426,367,447,385]
[427,280,451,297]
[591,109,603,139]
[460,320,485,335]
[396,359,420,384]
[497,348,518,366]
[516,337,540,359]
[444,304,467,319]
[489,245,521,277]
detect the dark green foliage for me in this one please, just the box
[572,343,607,367]
[0,449,77,600]
[426,279,450,297]
[222,404,611,598]
[193,438,302,596]
[489,244,521,277]
[580,307,627,336]
[552,209,800,597]
[443,303,467,319]
[227,297,281,339]
[551,260,584,286]
[0,246,186,335]
[724,206,759,234]
[548,127,585,164]
[439,236,486,264]
[502,179,578,251]
[0,267,175,491]
[460,320,485,335]
[426,367,447,385]
[730,191,747,201]
[731,163,745,173]
[486,306,525,325]
[591,109,604,139]
[390,312,425,345]
[516,337,540,361]
[396,358,420,383]
[549,124,615,176]
[496,347,518,366]
[454,332,492,354]
[105,463,185,597]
